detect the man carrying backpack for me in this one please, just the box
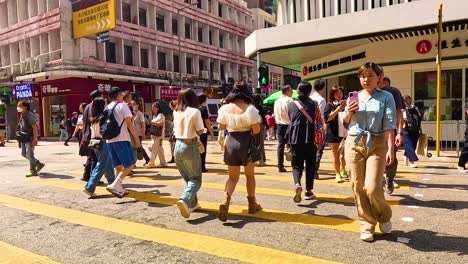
[104,87,141,198]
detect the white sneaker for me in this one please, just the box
[403,156,409,166]
[156,163,168,168]
[393,180,399,188]
[409,163,418,168]
[176,200,190,218]
[457,166,468,173]
[106,185,126,198]
[380,221,392,234]
[188,203,200,213]
[360,233,374,242]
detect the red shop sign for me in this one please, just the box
[416,40,432,54]
[160,86,181,101]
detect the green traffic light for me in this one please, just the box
[261,77,267,85]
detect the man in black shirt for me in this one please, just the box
[379,75,404,194]
[198,94,214,173]
[64,112,78,146]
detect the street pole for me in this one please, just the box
[436,4,443,157]
[256,51,261,94]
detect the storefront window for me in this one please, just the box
[338,73,360,96]
[414,69,463,121]
[43,96,67,137]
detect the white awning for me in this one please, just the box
[245,0,468,71]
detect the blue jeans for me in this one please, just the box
[85,141,115,193]
[175,140,202,208]
[21,141,38,170]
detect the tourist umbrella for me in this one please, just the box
[262,90,298,105]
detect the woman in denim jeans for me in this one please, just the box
[83,97,115,197]
[173,89,206,218]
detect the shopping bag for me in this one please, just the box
[416,133,428,156]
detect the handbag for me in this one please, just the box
[149,125,162,137]
[88,138,103,150]
[16,131,32,143]
[294,101,324,145]
[249,134,262,163]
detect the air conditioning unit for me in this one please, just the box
[212,72,220,81]
[201,70,209,79]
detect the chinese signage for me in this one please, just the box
[417,38,468,54]
[160,87,181,101]
[72,0,116,39]
[97,83,112,92]
[14,84,33,99]
[41,84,71,95]
[96,31,110,43]
[303,52,366,76]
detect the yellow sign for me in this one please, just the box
[72,0,116,39]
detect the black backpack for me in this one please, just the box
[100,102,124,140]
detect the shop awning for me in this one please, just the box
[14,70,169,84]
[245,0,468,71]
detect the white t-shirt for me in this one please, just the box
[274,95,293,125]
[310,91,326,122]
[106,101,132,143]
[217,104,261,132]
[134,111,145,137]
[173,107,204,139]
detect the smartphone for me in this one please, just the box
[348,91,359,105]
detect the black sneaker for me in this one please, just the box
[385,177,394,195]
[168,158,175,164]
[304,191,315,200]
[278,166,287,173]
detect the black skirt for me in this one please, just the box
[224,131,252,166]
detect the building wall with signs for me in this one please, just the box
[301,28,468,142]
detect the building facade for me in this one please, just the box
[0,0,253,138]
[246,0,468,144]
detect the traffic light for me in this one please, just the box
[258,65,269,87]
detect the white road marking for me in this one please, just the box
[422,178,431,181]
[407,205,420,209]
[401,217,414,222]
[397,237,411,244]
[414,194,424,197]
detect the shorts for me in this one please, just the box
[107,141,135,168]
[0,130,5,138]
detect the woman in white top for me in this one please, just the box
[216,82,262,222]
[83,98,115,197]
[147,101,167,167]
[173,89,205,219]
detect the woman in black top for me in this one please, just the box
[324,85,347,183]
[402,95,422,168]
[287,81,323,202]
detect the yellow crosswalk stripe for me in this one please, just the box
[68,171,399,205]
[0,193,342,264]
[0,240,60,264]
[28,179,362,233]
[127,168,410,191]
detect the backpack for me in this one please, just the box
[405,108,420,130]
[100,102,124,140]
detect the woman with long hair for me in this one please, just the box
[287,81,323,202]
[83,97,116,197]
[402,95,421,168]
[324,85,347,183]
[343,62,396,241]
[147,101,167,168]
[217,81,262,222]
[173,89,206,218]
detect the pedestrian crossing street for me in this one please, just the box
[0,141,459,263]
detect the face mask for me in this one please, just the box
[17,107,23,113]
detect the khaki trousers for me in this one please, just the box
[345,134,392,234]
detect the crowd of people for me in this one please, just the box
[15,62,430,242]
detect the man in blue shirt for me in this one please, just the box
[379,75,404,194]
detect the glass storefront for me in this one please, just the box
[414,69,464,121]
[43,96,67,137]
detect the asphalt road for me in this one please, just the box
[0,139,467,263]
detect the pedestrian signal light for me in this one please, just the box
[258,65,269,87]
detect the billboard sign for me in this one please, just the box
[72,0,116,39]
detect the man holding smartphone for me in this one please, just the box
[378,74,404,195]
